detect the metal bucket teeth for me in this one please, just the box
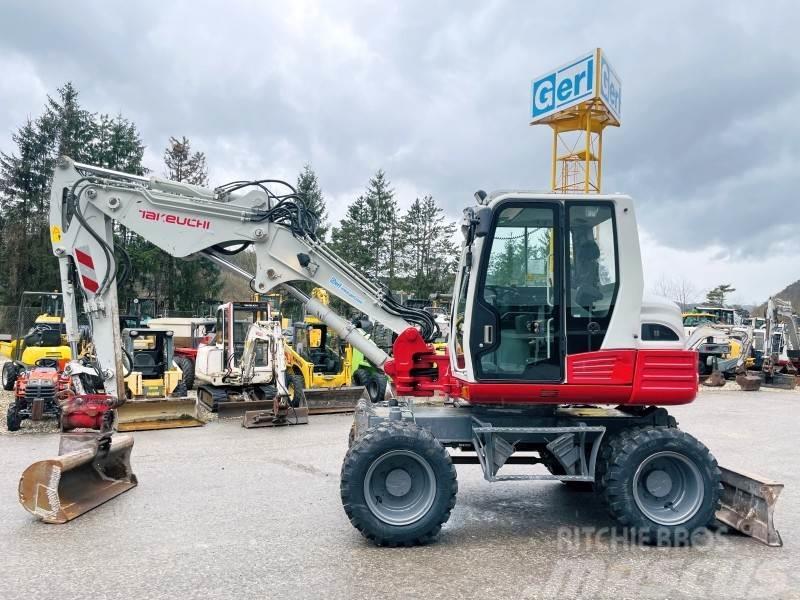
[18,433,137,523]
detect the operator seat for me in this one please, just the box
[133,352,163,378]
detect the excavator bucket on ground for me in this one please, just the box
[18,432,137,523]
[116,397,205,431]
[205,386,366,419]
[716,466,783,546]
[303,386,366,414]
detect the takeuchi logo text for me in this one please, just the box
[138,210,211,230]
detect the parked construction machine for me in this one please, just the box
[755,297,799,389]
[19,158,782,549]
[115,327,203,431]
[6,358,70,431]
[285,287,387,407]
[192,300,305,421]
[1,292,72,390]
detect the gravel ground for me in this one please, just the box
[0,386,797,599]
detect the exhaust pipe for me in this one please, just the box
[18,432,137,523]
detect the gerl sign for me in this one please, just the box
[530,49,621,125]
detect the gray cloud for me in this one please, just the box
[1,0,798,283]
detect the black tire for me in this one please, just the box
[341,421,457,546]
[599,426,721,545]
[365,372,388,403]
[173,356,195,390]
[352,367,370,386]
[2,362,18,391]
[348,421,358,448]
[286,372,306,408]
[540,449,594,492]
[6,404,22,432]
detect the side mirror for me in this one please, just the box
[474,206,492,238]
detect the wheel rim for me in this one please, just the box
[364,450,436,526]
[632,451,704,526]
[367,379,377,400]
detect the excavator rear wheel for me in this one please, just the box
[341,421,457,546]
[599,426,721,545]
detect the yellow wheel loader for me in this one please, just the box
[284,286,386,409]
[116,328,203,431]
[286,320,382,410]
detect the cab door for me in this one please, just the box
[470,202,563,381]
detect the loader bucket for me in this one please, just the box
[19,433,137,523]
[716,466,783,546]
[116,397,205,432]
[304,386,365,415]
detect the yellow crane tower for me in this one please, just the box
[530,48,621,193]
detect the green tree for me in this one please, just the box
[0,83,148,305]
[296,164,329,240]
[154,136,220,312]
[706,283,736,306]
[330,195,373,274]
[362,170,398,284]
[163,136,208,185]
[398,195,458,298]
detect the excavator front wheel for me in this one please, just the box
[341,421,457,546]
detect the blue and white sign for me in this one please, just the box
[530,49,622,125]
[531,51,595,122]
[599,52,622,123]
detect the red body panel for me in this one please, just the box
[174,347,198,360]
[385,328,698,407]
[566,350,636,385]
[629,349,699,405]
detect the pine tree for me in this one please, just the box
[156,137,220,312]
[296,164,329,240]
[398,196,458,298]
[363,170,398,284]
[164,136,208,185]
[0,83,148,305]
[330,195,373,274]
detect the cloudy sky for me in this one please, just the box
[1,1,796,305]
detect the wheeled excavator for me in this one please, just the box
[19,158,782,549]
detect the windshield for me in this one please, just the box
[683,315,718,327]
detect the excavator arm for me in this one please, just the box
[48,157,437,394]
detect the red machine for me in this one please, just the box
[6,358,71,431]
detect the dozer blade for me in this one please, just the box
[19,433,137,523]
[116,397,205,432]
[716,466,783,546]
[242,406,310,428]
[304,386,365,415]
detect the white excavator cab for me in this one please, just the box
[195,301,278,387]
